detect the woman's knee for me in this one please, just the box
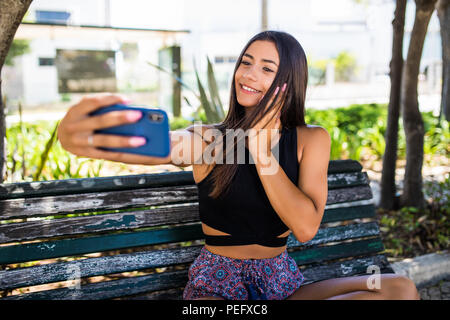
[383,275,420,300]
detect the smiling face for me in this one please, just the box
[234,40,279,112]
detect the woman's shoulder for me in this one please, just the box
[297,124,329,141]
[296,124,330,163]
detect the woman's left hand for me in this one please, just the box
[247,83,286,161]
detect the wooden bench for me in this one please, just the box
[0,159,394,300]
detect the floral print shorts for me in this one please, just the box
[183,246,305,300]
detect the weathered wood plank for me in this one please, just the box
[299,254,395,285]
[321,204,375,223]
[0,224,203,265]
[0,160,363,200]
[289,238,385,266]
[288,222,380,248]
[326,159,362,174]
[327,184,373,205]
[327,171,369,188]
[0,246,202,291]
[0,204,200,243]
[0,171,194,200]
[0,185,199,219]
[1,269,189,300]
[0,183,372,220]
[0,203,375,243]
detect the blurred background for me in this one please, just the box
[4,0,442,116]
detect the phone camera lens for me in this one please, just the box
[148,112,163,122]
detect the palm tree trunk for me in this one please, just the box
[379,0,407,210]
[0,0,33,183]
[400,0,437,209]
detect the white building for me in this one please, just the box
[2,0,442,114]
[3,0,188,108]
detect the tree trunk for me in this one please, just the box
[436,0,450,122]
[400,0,437,209]
[0,0,33,183]
[379,0,407,210]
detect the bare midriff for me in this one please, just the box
[201,223,290,260]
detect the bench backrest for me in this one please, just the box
[0,159,393,300]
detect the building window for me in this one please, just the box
[39,57,55,66]
[35,10,71,24]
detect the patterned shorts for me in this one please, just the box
[183,246,305,300]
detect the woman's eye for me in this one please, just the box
[263,67,274,73]
[241,60,251,66]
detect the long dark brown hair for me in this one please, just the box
[187,30,308,199]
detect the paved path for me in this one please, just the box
[391,251,450,300]
[419,277,450,300]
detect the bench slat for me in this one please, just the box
[0,203,375,243]
[290,238,385,265]
[321,203,375,223]
[1,270,188,300]
[288,221,380,247]
[0,224,203,265]
[0,185,199,219]
[0,160,363,200]
[0,205,200,243]
[0,171,194,200]
[326,159,362,173]
[0,246,201,291]
[0,183,373,220]
[300,254,395,284]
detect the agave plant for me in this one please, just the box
[148,56,225,124]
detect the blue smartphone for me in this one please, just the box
[89,104,171,158]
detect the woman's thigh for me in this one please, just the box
[286,273,408,300]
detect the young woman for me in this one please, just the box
[57,30,420,300]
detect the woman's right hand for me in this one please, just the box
[57,93,170,165]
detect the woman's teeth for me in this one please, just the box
[242,84,259,93]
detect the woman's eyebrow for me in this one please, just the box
[243,53,278,67]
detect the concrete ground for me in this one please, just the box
[391,251,450,300]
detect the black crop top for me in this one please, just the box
[197,126,299,247]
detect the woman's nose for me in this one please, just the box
[242,67,257,81]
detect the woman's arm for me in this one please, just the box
[251,126,331,243]
[57,94,208,167]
